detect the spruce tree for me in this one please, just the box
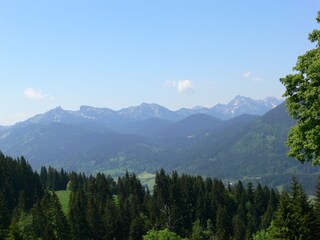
[50,192,71,240]
[272,191,291,239]
[68,188,90,240]
[232,202,246,240]
[260,189,278,229]
[215,206,231,240]
[271,177,318,239]
[314,178,320,238]
[103,198,120,240]
[0,192,9,239]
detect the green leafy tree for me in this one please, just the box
[190,219,214,240]
[143,228,184,240]
[252,228,274,240]
[280,11,320,165]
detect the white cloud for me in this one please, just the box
[243,71,264,82]
[243,71,252,78]
[164,80,194,93]
[24,87,44,100]
[177,80,194,93]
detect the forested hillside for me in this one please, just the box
[0,103,318,192]
[0,153,319,239]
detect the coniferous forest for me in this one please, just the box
[0,152,320,240]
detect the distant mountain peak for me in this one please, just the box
[140,102,159,107]
[118,102,176,121]
[79,105,93,111]
[9,95,283,128]
[51,106,64,112]
[208,96,283,120]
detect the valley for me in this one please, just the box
[0,96,318,192]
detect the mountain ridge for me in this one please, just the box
[10,96,283,129]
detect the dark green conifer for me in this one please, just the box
[68,189,90,240]
[215,205,231,240]
[103,198,120,240]
[0,192,9,239]
[272,177,318,239]
[232,202,247,240]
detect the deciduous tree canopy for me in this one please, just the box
[280,11,320,165]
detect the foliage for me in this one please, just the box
[40,166,69,191]
[252,227,274,240]
[7,191,71,240]
[143,229,185,240]
[280,11,320,165]
[264,177,320,239]
[2,153,320,240]
[189,219,214,240]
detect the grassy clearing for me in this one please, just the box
[56,190,71,215]
[101,167,127,177]
[138,171,156,191]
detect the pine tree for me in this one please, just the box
[50,192,71,240]
[95,172,112,206]
[215,205,231,240]
[290,177,318,239]
[40,166,48,189]
[129,213,148,240]
[0,192,9,239]
[271,177,318,239]
[271,191,291,239]
[68,188,90,240]
[154,169,170,207]
[103,198,120,240]
[313,178,320,238]
[31,200,47,238]
[260,189,278,229]
[232,202,246,240]
[86,178,104,240]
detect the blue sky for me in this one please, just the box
[0,1,319,125]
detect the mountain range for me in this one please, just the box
[1,95,318,192]
[13,95,282,128]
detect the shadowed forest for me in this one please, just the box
[0,152,320,240]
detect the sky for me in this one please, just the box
[0,1,319,125]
